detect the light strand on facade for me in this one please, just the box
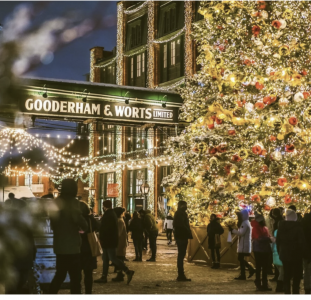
[123,1,148,15]
[147,1,155,88]
[116,2,124,86]
[94,57,117,68]
[184,0,193,79]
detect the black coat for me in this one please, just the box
[80,214,100,270]
[302,213,311,260]
[173,209,193,240]
[99,209,119,249]
[276,220,306,262]
[129,218,144,240]
[207,219,224,249]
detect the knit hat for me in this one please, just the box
[103,200,112,209]
[254,211,264,223]
[285,209,297,221]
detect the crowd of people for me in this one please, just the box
[210,205,311,294]
[4,178,311,295]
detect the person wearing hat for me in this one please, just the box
[112,207,127,282]
[276,209,306,294]
[207,214,224,269]
[251,211,272,291]
[96,200,135,285]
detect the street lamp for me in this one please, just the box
[89,187,96,210]
[53,190,59,198]
[140,181,150,210]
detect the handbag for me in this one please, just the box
[215,233,221,248]
[87,218,103,257]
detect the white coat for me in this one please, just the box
[232,210,252,254]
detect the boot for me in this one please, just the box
[261,284,272,291]
[177,274,191,282]
[305,289,311,294]
[112,272,125,282]
[254,280,261,291]
[215,262,220,269]
[126,270,135,285]
[275,281,283,293]
[211,262,216,269]
[248,267,256,278]
[234,274,246,280]
[94,276,107,284]
[146,257,156,262]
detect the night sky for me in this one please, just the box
[0,1,117,81]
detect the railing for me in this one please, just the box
[123,147,167,161]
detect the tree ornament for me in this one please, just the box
[278,177,287,187]
[266,196,276,207]
[279,45,290,56]
[261,165,269,173]
[252,144,263,155]
[238,149,248,159]
[245,102,254,112]
[284,194,292,204]
[279,97,289,106]
[252,25,261,37]
[283,9,293,20]
[272,20,281,29]
[289,117,298,126]
[294,92,304,102]
[228,128,236,135]
[251,194,261,202]
[232,154,242,162]
[279,19,287,29]
[271,150,282,161]
[255,101,265,110]
[285,144,295,152]
[303,92,310,99]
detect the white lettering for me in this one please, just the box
[76,102,83,114]
[139,108,145,118]
[132,107,139,118]
[60,101,67,113]
[43,100,51,111]
[34,99,42,111]
[84,103,91,114]
[146,108,152,119]
[68,102,75,113]
[52,101,60,112]
[104,105,113,116]
[124,107,131,117]
[25,99,33,110]
[115,106,125,117]
[92,104,100,115]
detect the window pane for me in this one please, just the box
[137,54,141,77]
[142,53,145,73]
[129,171,133,194]
[171,41,175,66]
[131,57,134,79]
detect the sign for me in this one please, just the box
[107,183,119,197]
[21,97,179,124]
[32,184,44,193]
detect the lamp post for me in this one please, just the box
[89,187,96,211]
[53,190,59,198]
[140,181,150,210]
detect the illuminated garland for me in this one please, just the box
[184,0,193,79]
[147,163,155,211]
[90,48,96,82]
[94,57,116,68]
[156,78,185,90]
[116,2,124,85]
[124,1,148,15]
[88,123,94,206]
[153,27,185,44]
[147,1,155,88]
[123,45,147,57]
[115,126,123,206]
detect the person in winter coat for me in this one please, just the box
[97,200,134,285]
[229,209,255,280]
[276,209,306,294]
[271,208,284,293]
[129,211,144,261]
[4,193,27,209]
[173,201,193,281]
[207,214,224,269]
[302,212,311,294]
[143,210,158,262]
[49,179,88,294]
[79,201,100,294]
[164,213,174,245]
[112,207,127,282]
[251,212,272,291]
[139,209,149,250]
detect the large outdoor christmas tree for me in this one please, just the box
[164,1,311,224]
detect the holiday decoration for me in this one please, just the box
[163,1,311,222]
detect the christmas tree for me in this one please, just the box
[164,1,311,223]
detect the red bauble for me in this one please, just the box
[251,194,261,203]
[269,135,277,142]
[252,145,262,155]
[215,117,223,125]
[255,82,264,90]
[207,123,215,129]
[228,129,236,135]
[285,144,295,152]
[252,25,261,37]
[255,102,265,110]
[261,165,269,173]
[289,117,298,126]
[278,177,287,187]
[264,205,271,211]
[284,194,292,204]
[232,154,242,162]
[272,20,281,29]
[209,148,217,155]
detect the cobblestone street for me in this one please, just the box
[58,234,301,294]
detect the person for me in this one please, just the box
[173,200,193,281]
[49,179,88,294]
[276,209,306,294]
[164,213,174,245]
[4,193,27,209]
[288,205,296,212]
[129,211,144,261]
[97,200,134,284]
[41,188,54,199]
[78,201,99,294]
[139,209,149,251]
[251,212,272,291]
[302,211,311,294]
[112,207,127,282]
[229,210,255,280]
[143,209,158,262]
[207,214,224,269]
[271,208,284,293]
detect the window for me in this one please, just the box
[142,53,145,73]
[137,54,141,77]
[136,170,145,194]
[164,44,167,68]
[39,175,42,184]
[25,174,32,186]
[107,172,114,189]
[171,41,176,66]
[130,24,142,49]
[164,7,176,35]
[102,125,115,154]
[131,57,134,79]
[129,197,133,214]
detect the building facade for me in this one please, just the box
[90,1,203,90]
